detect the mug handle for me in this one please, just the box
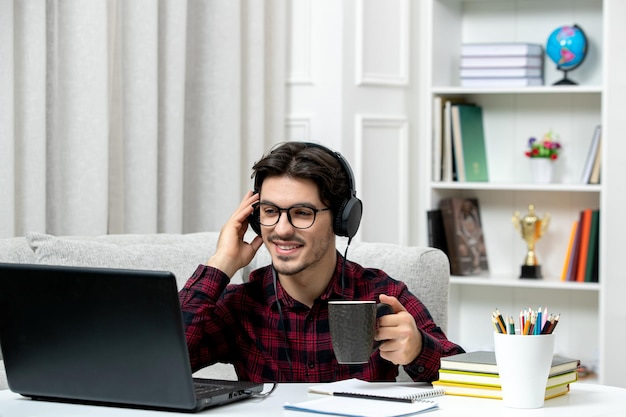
[373,302,393,350]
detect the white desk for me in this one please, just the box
[0,383,625,416]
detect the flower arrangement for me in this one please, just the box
[525,130,562,160]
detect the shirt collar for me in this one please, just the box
[257,251,353,308]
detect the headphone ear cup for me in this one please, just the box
[249,206,262,236]
[334,197,363,238]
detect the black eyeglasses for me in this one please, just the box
[255,203,331,230]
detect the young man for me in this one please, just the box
[179,142,464,382]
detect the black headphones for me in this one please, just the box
[249,142,363,239]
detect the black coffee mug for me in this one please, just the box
[328,300,392,364]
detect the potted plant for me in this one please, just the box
[525,131,562,183]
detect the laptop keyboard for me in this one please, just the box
[194,383,224,398]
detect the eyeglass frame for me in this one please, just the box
[253,202,331,230]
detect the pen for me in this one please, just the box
[333,392,416,403]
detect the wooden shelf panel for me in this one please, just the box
[450,276,600,291]
[430,182,602,193]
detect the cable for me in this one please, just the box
[272,267,294,381]
[341,241,351,297]
[248,382,278,398]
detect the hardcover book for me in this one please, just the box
[451,104,489,182]
[461,43,543,57]
[426,209,449,257]
[580,125,602,183]
[437,369,577,388]
[460,77,543,87]
[460,67,543,78]
[431,380,570,400]
[438,198,489,276]
[439,351,580,376]
[460,56,543,68]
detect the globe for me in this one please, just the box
[546,24,588,85]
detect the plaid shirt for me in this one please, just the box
[179,254,464,383]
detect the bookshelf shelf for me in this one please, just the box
[432,86,603,95]
[431,182,602,193]
[450,276,600,292]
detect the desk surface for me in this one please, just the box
[1,383,625,417]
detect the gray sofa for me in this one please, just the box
[0,232,450,390]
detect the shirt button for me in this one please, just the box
[308,361,315,369]
[417,365,425,373]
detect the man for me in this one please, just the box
[179,142,463,382]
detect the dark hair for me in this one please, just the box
[252,142,350,213]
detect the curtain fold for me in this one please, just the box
[0,0,16,237]
[0,0,286,238]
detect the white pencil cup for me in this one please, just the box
[493,333,555,409]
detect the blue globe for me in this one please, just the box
[546,25,588,71]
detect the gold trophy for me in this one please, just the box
[512,204,550,279]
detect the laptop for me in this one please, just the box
[0,262,264,412]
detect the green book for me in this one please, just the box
[453,104,489,182]
[584,209,600,282]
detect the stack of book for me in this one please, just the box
[433,351,579,400]
[460,43,544,87]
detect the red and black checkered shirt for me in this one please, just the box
[179,254,464,383]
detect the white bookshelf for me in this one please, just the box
[421,0,626,385]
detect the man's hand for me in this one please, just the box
[206,191,264,278]
[375,294,423,365]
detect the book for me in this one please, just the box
[576,209,593,282]
[432,96,443,181]
[438,198,489,276]
[460,55,543,68]
[426,209,449,256]
[461,77,543,87]
[439,351,580,376]
[284,396,439,417]
[580,125,602,183]
[450,105,466,181]
[461,43,543,57]
[589,133,602,184]
[431,380,570,400]
[584,209,600,282]
[452,104,489,182]
[437,369,577,388]
[440,97,466,182]
[460,67,543,78]
[308,378,445,400]
[561,220,579,281]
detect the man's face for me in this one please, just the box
[259,175,335,277]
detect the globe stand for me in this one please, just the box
[553,69,577,86]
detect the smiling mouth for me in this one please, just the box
[277,244,301,250]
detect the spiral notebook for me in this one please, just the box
[284,378,443,417]
[307,378,445,401]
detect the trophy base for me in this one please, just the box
[520,265,542,279]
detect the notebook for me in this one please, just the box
[285,378,442,417]
[0,262,264,412]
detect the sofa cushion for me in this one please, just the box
[26,232,236,289]
[0,237,36,264]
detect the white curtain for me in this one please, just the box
[0,0,286,238]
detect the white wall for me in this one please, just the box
[286,0,426,246]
